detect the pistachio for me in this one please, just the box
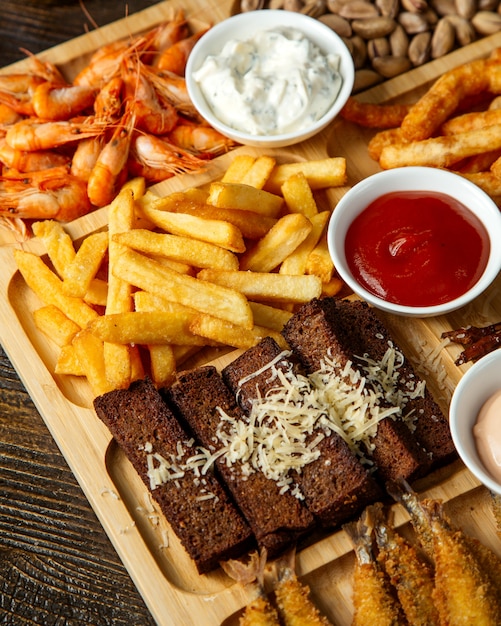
[318,13,353,37]
[446,13,477,43]
[478,0,499,9]
[353,68,384,91]
[389,23,411,55]
[301,0,327,17]
[472,10,501,34]
[376,0,400,18]
[240,0,265,9]
[430,0,457,16]
[372,54,413,77]
[401,0,430,12]
[431,15,457,56]
[398,11,431,33]
[283,0,304,10]
[409,30,432,64]
[455,0,477,19]
[350,34,369,68]
[351,16,397,38]
[326,0,350,12]
[368,37,391,60]
[339,0,380,19]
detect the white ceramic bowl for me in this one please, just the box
[328,166,501,317]
[185,11,354,148]
[450,350,501,495]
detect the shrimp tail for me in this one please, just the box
[221,549,281,626]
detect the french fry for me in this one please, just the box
[33,305,80,347]
[113,229,239,270]
[14,249,98,328]
[248,301,293,331]
[440,108,501,135]
[31,220,76,278]
[220,154,256,182]
[380,124,501,169]
[240,213,313,272]
[113,248,254,329]
[54,344,85,377]
[279,211,330,276]
[168,202,277,240]
[62,231,108,298]
[148,344,177,387]
[88,311,214,345]
[83,278,108,307]
[281,171,318,218]
[305,233,335,283]
[197,268,322,303]
[140,203,246,253]
[264,157,347,194]
[207,181,284,217]
[104,187,135,390]
[72,329,110,396]
[321,276,344,297]
[239,155,276,189]
[189,314,288,350]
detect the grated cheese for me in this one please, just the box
[143,344,429,502]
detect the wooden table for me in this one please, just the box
[0,3,159,623]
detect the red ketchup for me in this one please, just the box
[344,191,490,307]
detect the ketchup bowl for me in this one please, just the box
[449,349,501,496]
[185,11,354,148]
[328,167,501,317]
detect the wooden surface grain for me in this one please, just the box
[0,3,159,623]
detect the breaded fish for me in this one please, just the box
[371,503,439,626]
[344,509,408,626]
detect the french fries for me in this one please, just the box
[14,152,348,396]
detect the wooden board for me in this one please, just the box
[1,1,501,624]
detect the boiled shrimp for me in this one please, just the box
[220,550,281,626]
[73,32,150,88]
[32,82,97,121]
[0,103,22,130]
[86,108,135,207]
[272,548,334,626]
[128,132,206,183]
[344,509,408,626]
[93,76,123,121]
[0,138,70,172]
[122,58,178,135]
[5,117,104,152]
[167,120,236,157]
[145,10,189,67]
[371,503,439,626]
[156,29,209,76]
[140,66,197,118]
[0,166,91,221]
[0,73,46,116]
[70,135,105,182]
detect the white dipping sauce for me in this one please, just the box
[473,388,501,483]
[192,27,343,136]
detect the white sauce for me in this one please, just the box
[473,389,501,483]
[192,27,343,136]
